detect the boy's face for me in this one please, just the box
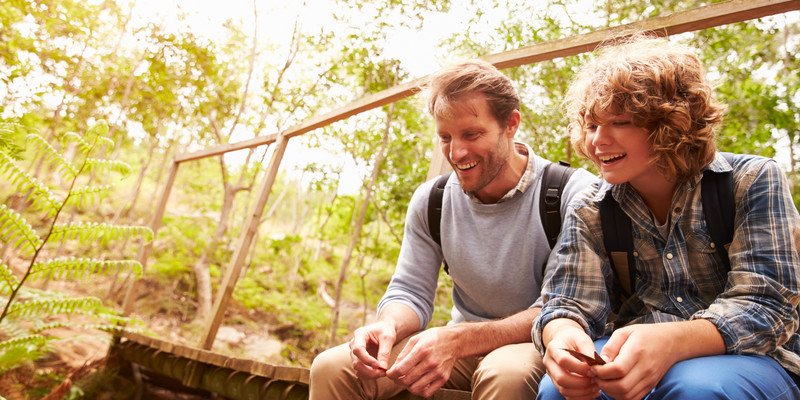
[435,92,517,202]
[584,112,665,191]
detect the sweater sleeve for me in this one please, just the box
[377,178,446,330]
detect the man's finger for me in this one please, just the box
[376,336,393,370]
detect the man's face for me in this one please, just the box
[435,93,515,200]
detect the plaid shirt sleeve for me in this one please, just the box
[533,182,613,351]
[695,157,800,356]
[533,155,800,371]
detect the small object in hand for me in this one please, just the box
[563,348,606,366]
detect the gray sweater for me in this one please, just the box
[378,153,597,329]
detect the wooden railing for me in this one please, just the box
[112,0,800,398]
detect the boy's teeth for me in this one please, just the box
[599,153,625,162]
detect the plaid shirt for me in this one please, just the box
[534,152,800,375]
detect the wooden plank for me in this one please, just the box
[122,160,180,315]
[199,133,290,350]
[170,0,798,164]
[426,137,452,180]
[174,133,278,163]
[485,0,800,69]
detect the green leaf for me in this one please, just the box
[6,296,104,319]
[0,152,60,216]
[30,257,143,281]
[0,204,43,255]
[64,184,111,208]
[25,133,78,178]
[49,222,153,245]
[83,158,131,175]
[0,262,19,296]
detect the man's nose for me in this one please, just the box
[449,139,468,160]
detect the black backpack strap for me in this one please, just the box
[599,190,636,298]
[539,161,576,249]
[701,152,736,271]
[428,172,451,274]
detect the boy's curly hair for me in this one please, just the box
[565,34,726,182]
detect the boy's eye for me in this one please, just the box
[585,124,597,132]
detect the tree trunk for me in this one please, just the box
[113,136,157,223]
[192,180,237,321]
[329,103,394,346]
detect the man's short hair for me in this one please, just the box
[565,34,726,182]
[425,59,520,126]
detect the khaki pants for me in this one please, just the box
[309,335,544,400]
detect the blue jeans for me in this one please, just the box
[537,337,800,400]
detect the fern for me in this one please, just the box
[0,122,24,159]
[62,132,93,155]
[0,204,44,255]
[25,133,78,178]
[6,296,104,319]
[0,120,150,376]
[0,152,60,216]
[62,121,115,157]
[63,184,111,208]
[84,158,132,175]
[29,258,143,281]
[0,262,19,295]
[0,333,48,352]
[49,222,153,245]
[32,321,143,336]
[0,334,49,373]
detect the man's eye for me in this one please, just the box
[439,136,451,143]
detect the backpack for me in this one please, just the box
[427,161,575,275]
[599,152,736,298]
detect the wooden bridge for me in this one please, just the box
[109,1,800,398]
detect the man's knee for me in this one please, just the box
[310,344,352,382]
[472,343,544,397]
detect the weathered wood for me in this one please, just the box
[172,0,799,165]
[426,137,453,180]
[485,0,800,69]
[122,160,180,315]
[199,133,290,349]
[121,1,799,398]
[111,332,310,399]
[174,133,277,163]
[114,332,470,399]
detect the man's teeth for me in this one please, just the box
[599,153,625,162]
[456,161,477,170]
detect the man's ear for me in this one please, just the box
[505,110,521,137]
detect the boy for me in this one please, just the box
[534,36,800,399]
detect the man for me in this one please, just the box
[310,59,597,399]
[534,35,800,399]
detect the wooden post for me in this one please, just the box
[199,133,290,350]
[122,160,180,315]
[426,137,452,181]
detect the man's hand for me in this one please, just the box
[542,320,601,400]
[349,320,398,380]
[385,327,458,398]
[590,324,680,400]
